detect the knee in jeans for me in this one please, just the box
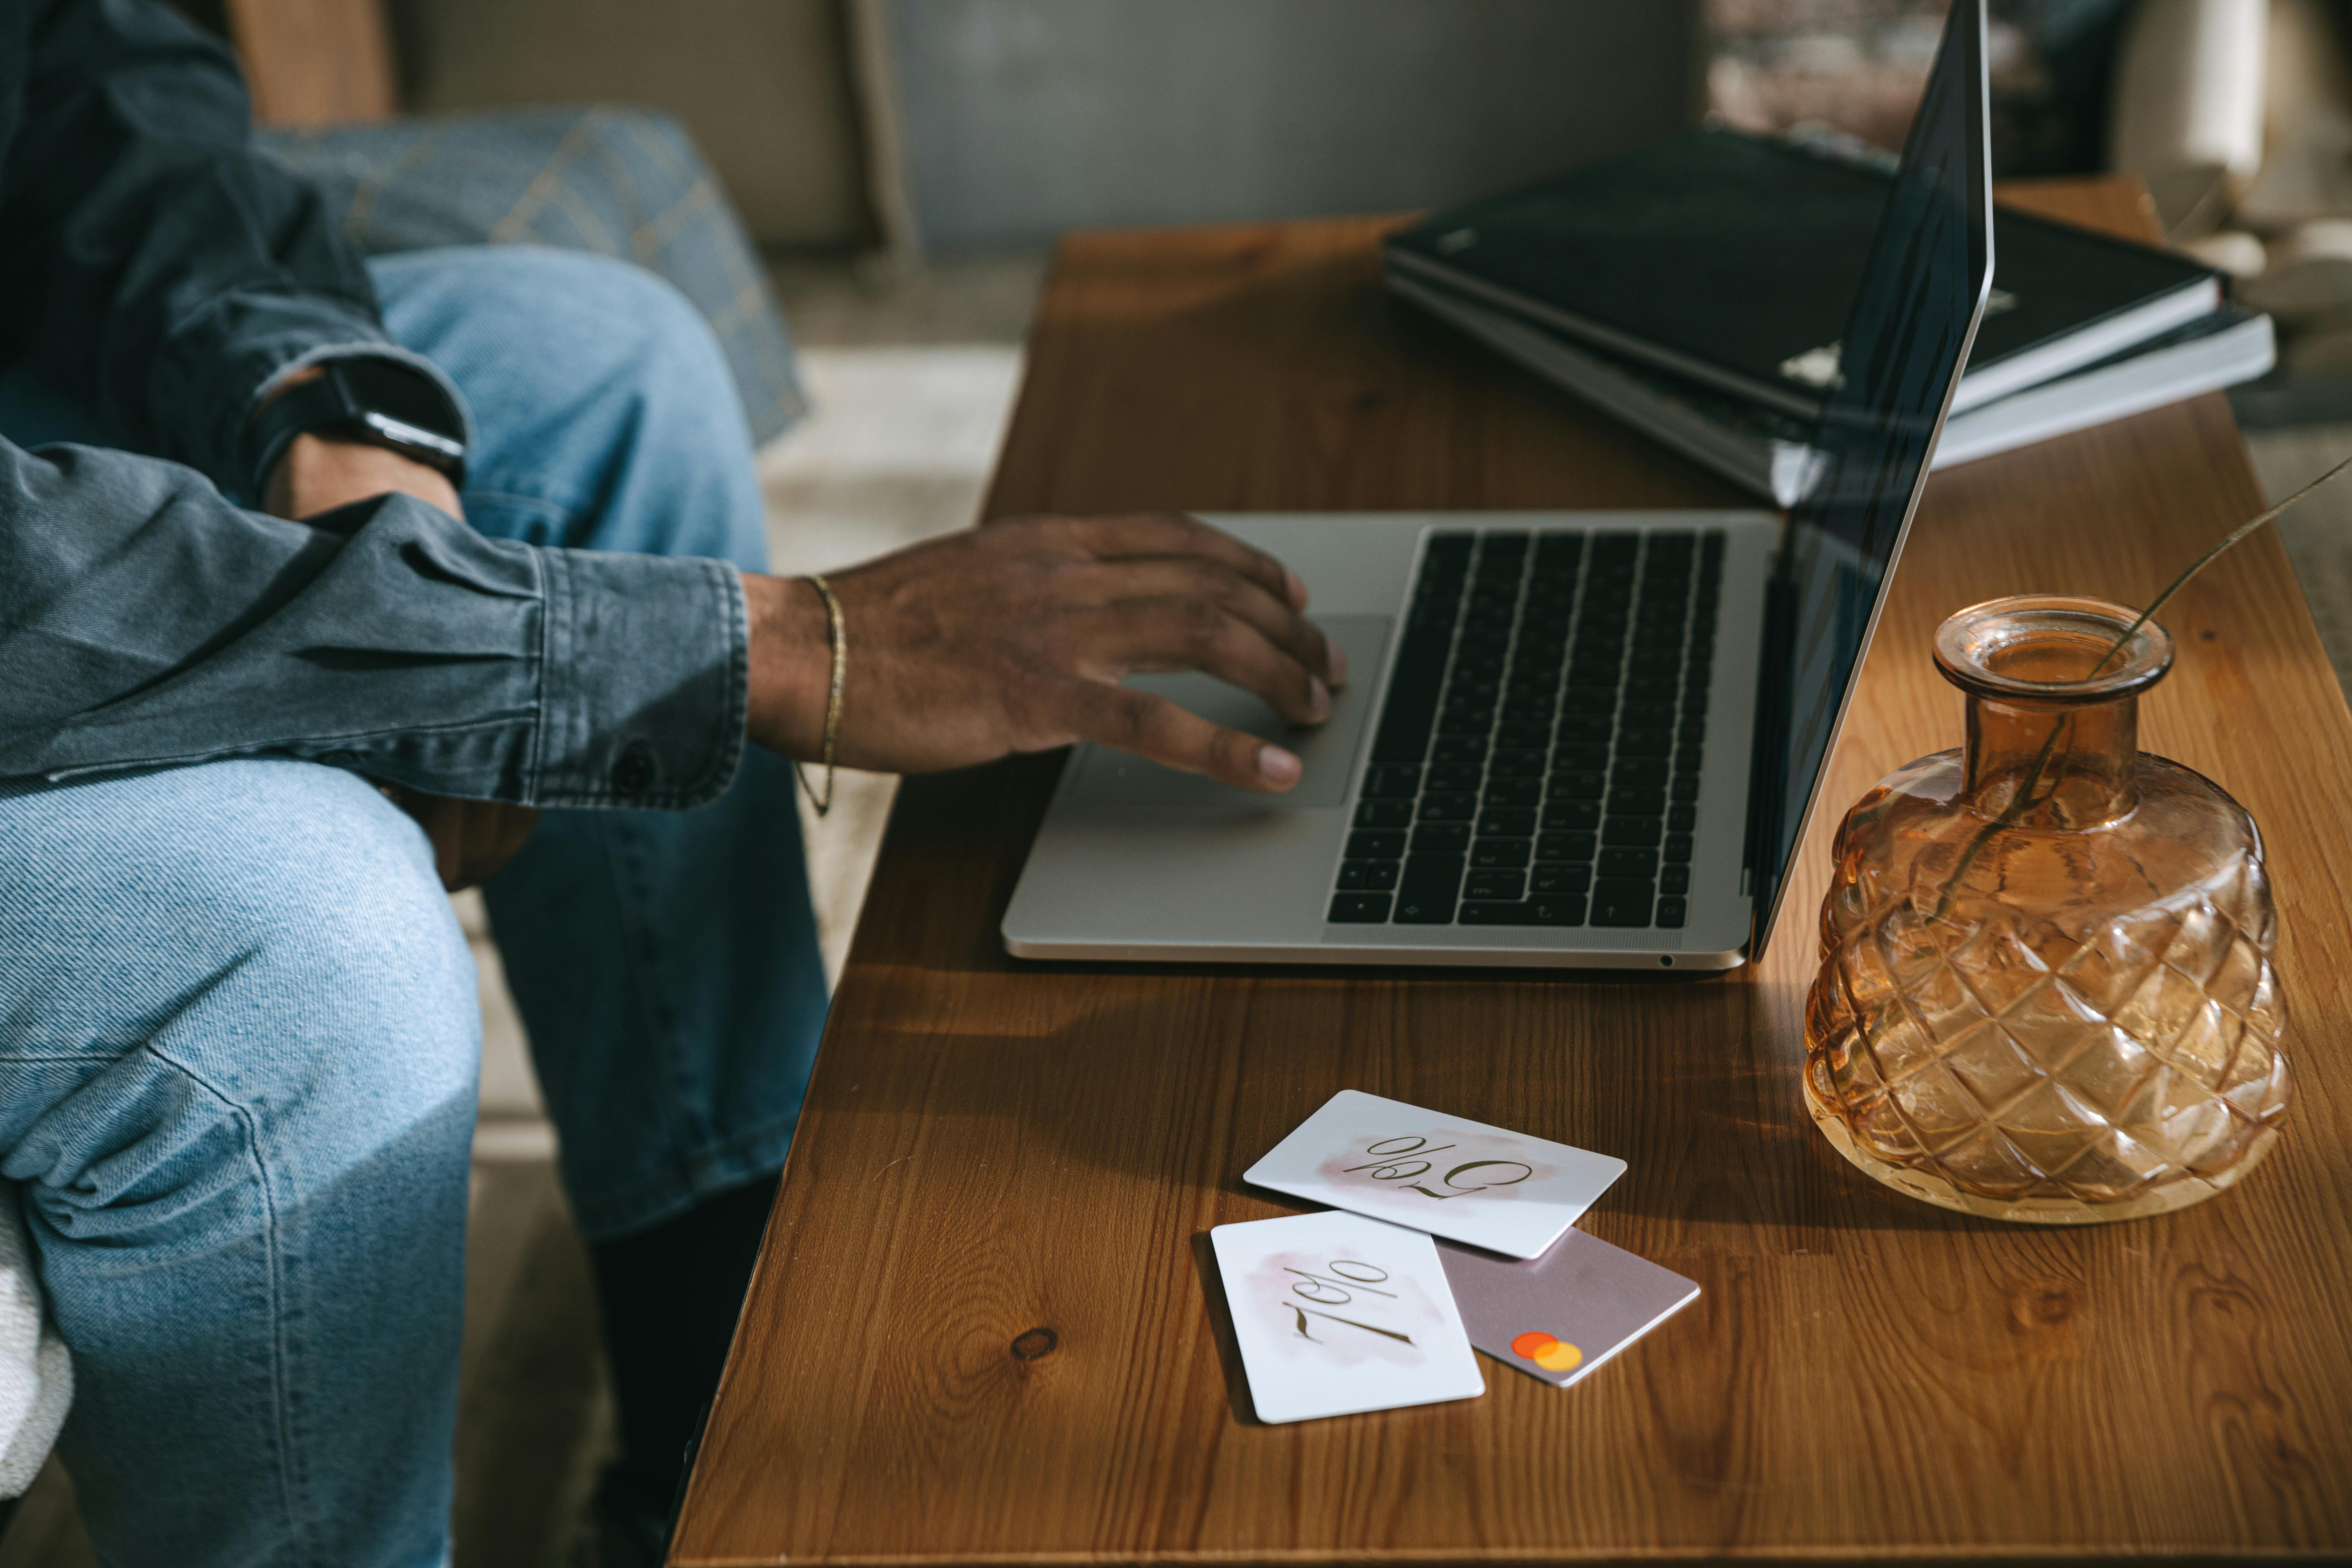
[455,247,742,430]
[0,762,479,1230]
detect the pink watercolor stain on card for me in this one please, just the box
[1244,1248,1441,1368]
[1313,1129,1559,1203]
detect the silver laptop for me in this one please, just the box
[1004,0,1993,972]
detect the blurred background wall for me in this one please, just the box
[366,0,1700,255]
[390,0,877,250]
[875,0,1697,250]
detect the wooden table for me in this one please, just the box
[672,180,2352,1564]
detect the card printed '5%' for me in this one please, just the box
[1245,1089,1628,1260]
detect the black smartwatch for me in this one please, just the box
[247,356,469,496]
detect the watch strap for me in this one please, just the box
[247,357,469,498]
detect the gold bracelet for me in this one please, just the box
[794,573,846,817]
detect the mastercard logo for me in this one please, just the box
[1510,1331,1583,1373]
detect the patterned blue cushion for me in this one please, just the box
[260,106,808,446]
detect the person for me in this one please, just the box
[0,1,1345,1563]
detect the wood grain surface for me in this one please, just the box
[671,180,2352,1564]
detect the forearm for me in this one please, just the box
[0,439,746,807]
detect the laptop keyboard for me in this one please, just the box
[1327,528,1723,931]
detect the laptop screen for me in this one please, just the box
[1747,0,1992,955]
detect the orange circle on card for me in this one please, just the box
[1534,1339,1583,1372]
[1510,1331,1558,1360]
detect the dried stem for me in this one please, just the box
[2088,449,2352,678]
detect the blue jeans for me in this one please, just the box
[0,248,828,1567]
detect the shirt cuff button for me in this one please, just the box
[611,740,657,795]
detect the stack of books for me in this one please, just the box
[1384,129,2276,505]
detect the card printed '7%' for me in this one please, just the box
[1244,1090,1627,1260]
[1210,1209,1483,1423]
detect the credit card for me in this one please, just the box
[1437,1226,1699,1387]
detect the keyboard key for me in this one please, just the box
[1604,816,1662,845]
[1420,793,1479,822]
[1489,748,1547,777]
[1674,745,1704,774]
[1466,869,1527,901]
[1627,673,1678,701]
[1618,728,1673,756]
[1592,879,1655,927]
[1338,858,1402,892]
[1682,689,1710,715]
[1499,694,1556,724]
[1480,806,1537,838]
[1329,892,1392,923]
[1608,784,1667,816]
[1427,533,1476,568]
[1438,705,1495,736]
[1412,822,1472,853]
[1483,777,1540,807]
[1428,762,1484,793]
[1670,775,1701,802]
[1494,723,1552,751]
[1629,647,1682,673]
[1551,770,1605,800]
[1532,862,1592,894]
[1542,800,1600,831]
[1532,895,1588,925]
[1536,831,1597,861]
[1364,763,1421,798]
[1656,896,1688,929]
[1347,830,1406,859]
[1553,743,1610,772]
[1622,699,1676,726]
[1679,719,1708,744]
[1560,689,1616,716]
[1470,837,1532,869]
[1600,847,1658,879]
[1664,833,1694,863]
[1432,734,1488,764]
[1395,854,1465,924]
[1460,901,1539,925]
[1667,803,1696,832]
[1661,864,1691,894]
[1354,798,1412,828]
[1611,756,1668,784]
[1370,676,1443,762]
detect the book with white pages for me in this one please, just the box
[1393,272,2276,505]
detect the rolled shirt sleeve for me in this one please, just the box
[0,0,423,497]
[0,440,747,808]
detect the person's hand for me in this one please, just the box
[259,398,539,890]
[743,513,1349,792]
[379,786,543,892]
[263,428,463,523]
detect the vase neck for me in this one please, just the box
[1963,691,2138,827]
[1934,594,2174,830]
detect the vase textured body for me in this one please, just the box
[1804,596,2291,1223]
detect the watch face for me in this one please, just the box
[337,358,465,446]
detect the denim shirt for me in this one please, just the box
[0,0,745,809]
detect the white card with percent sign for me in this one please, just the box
[1211,1209,1483,1423]
[1244,1090,1627,1260]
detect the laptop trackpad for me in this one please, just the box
[1059,614,1391,813]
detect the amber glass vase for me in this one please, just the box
[1804,595,2292,1223]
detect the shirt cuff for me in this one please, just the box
[530,548,749,810]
